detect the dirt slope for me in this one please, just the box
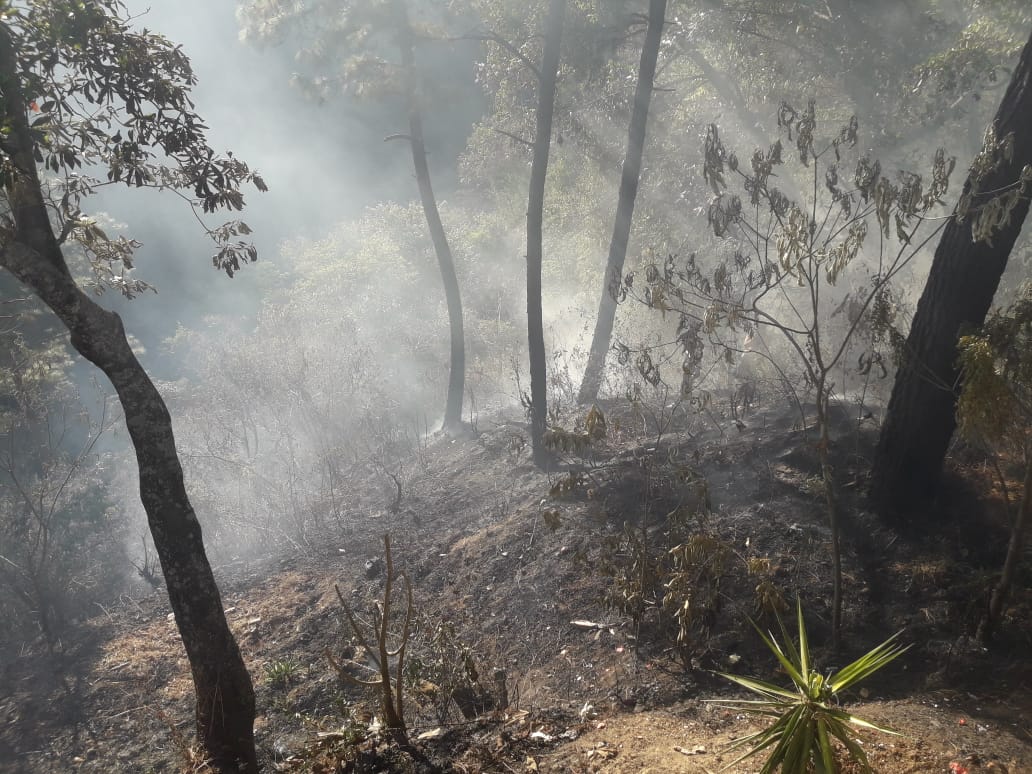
[1,401,1030,772]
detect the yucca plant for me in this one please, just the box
[712,598,909,773]
[264,658,302,689]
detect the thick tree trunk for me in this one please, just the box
[527,0,565,468]
[0,30,257,772]
[393,0,465,431]
[869,28,1032,521]
[578,0,666,405]
[8,252,259,771]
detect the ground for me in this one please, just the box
[1,398,1030,773]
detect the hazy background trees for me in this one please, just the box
[237,0,478,431]
[3,0,1027,605]
[2,0,1027,616]
[3,0,1032,763]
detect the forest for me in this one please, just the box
[1,1,1032,772]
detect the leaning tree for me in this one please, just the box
[578,0,667,405]
[870,27,1032,520]
[0,2,266,770]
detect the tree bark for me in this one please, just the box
[527,0,565,467]
[869,28,1032,521]
[0,28,257,773]
[393,0,465,431]
[578,0,666,405]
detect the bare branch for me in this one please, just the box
[457,29,542,81]
[492,127,534,149]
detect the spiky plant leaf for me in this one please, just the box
[750,620,807,689]
[795,597,811,683]
[830,632,910,692]
[816,715,836,773]
[716,672,801,702]
[825,705,905,736]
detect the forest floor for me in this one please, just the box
[1,397,1031,773]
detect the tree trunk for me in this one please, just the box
[977,453,1032,643]
[0,30,257,773]
[815,386,842,652]
[393,0,465,431]
[578,0,666,405]
[526,0,565,467]
[869,27,1032,521]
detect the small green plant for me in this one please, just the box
[265,658,302,689]
[712,598,909,773]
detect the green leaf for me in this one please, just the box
[763,705,807,772]
[795,597,811,687]
[783,713,815,773]
[714,672,800,702]
[816,715,837,773]
[825,706,905,736]
[829,718,873,772]
[830,632,909,692]
[750,620,806,689]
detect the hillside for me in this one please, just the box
[2,400,1030,773]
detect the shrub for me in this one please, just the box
[712,598,908,773]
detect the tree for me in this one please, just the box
[869,28,1032,520]
[0,3,265,770]
[238,0,468,430]
[578,0,666,404]
[954,285,1032,642]
[391,0,466,430]
[0,330,118,652]
[632,105,953,647]
[526,0,564,468]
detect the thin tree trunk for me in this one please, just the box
[977,454,1032,643]
[815,387,842,652]
[0,29,257,773]
[869,28,1032,521]
[526,0,565,467]
[393,0,465,430]
[578,0,666,405]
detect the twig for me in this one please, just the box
[93,601,115,623]
[492,127,534,148]
[104,706,145,720]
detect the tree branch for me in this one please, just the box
[492,127,534,148]
[457,29,542,81]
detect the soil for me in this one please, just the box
[1,398,1031,773]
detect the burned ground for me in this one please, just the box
[1,399,1030,773]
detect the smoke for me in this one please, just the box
[10,0,1027,569]
[75,0,486,562]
